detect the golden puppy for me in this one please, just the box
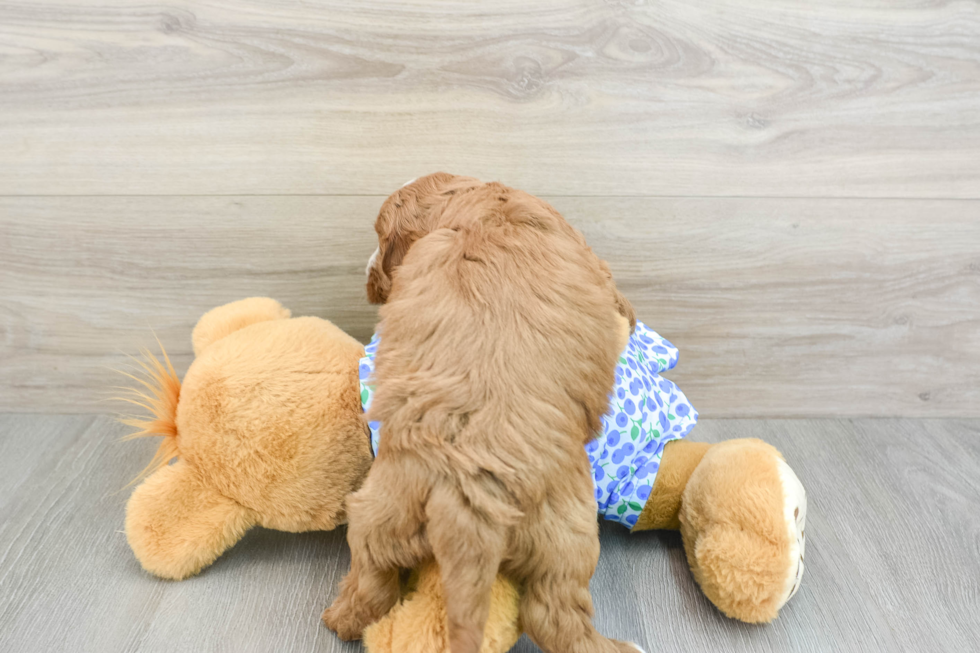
[324,173,640,653]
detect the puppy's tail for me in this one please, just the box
[112,341,181,487]
[426,484,507,653]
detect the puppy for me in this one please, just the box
[324,173,639,653]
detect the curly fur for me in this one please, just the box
[324,174,638,653]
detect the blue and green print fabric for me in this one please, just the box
[358,321,698,530]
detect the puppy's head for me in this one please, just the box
[366,172,482,303]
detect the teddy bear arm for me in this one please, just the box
[632,440,712,532]
[125,459,257,580]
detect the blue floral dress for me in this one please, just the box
[358,321,698,530]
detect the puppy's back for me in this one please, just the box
[369,185,622,491]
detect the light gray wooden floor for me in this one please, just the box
[1,415,977,653]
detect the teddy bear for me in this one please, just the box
[121,297,806,652]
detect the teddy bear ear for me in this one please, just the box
[191,297,291,356]
[125,459,256,580]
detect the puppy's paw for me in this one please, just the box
[321,601,367,641]
[612,640,646,653]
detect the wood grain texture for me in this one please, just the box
[1,415,978,652]
[1,0,979,196]
[2,195,978,416]
[0,414,360,653]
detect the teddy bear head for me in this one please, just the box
[123,298,373,580]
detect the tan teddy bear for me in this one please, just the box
[121,298,806,652]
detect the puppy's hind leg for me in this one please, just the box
[518,498,640,653]
[322,532,399,640]
[426,483,507,653]
[323,473,428,640]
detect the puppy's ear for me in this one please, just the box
[366,195,416,304]
[366,257,391,304]
[366,173,481,304]
[366,231,409,304]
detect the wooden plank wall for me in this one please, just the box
[1,0,978,415]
